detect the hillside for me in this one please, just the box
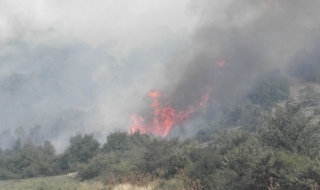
[1,76,320,190]
[287,77,320,122]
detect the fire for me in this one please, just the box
[147,90,166,98]
[200,88,213,106]
[130,114,147,134]
[217,60,226,67]
[130,89,213,136]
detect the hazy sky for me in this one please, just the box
[0,0,199,55]
[1,0,320,150]
[0,0,202,149]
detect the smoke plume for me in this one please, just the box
[163,0,320,113]
[2,0,320,150]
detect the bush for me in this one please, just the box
[68,134,100,163]
[195,129,212,143]
[248,77,290,109]
[157,179,184,190]
[0,140,61,179]
[77,150,143,181]
[314,107,320,115]
[103,132,130,152]
[137,138,180,177]
[103,131,150,153]
[259,102,320,157]
[298,85,320,106]
[288,47,320,83]
[225,100,264,130]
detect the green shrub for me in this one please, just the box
[77,147,145,181]
[298,85,320,106]
[186,147,224,189]
[157,179,183,190]
[288,48,320,83]
[248,77,290,109]
[259,102,320,157]
[195,129,212,142]
[269,151,311,189]
[314,107,320,115]
[225,100,264,130]
[103,131,150,153]
[0,167,17,179]
[137,138,180,177]
[0,140,61,179]
[103,132,130,152]
[166,143,203,178]
[68,134,100,163]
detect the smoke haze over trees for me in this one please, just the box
[165,0,320,110]
[1,0,320,152]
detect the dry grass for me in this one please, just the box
[2,173,302,190]
[104,173,156,190]
[308,179,319,190]
[104,171,202,190]
[0,173,105,190]
[268,177,280,190]
[0,171,199,190]
[112,184,155,190]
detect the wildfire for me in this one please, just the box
[130,89,213,136]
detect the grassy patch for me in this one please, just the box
[0,173,185,190]
[0,173,105,190]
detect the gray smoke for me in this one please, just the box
[0,35,187,151]
[2,0,320,150]
[163,0,320,114]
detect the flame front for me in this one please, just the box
[130,89,213,136]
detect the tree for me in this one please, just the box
[138,138,180,177]
[259,102,320,157]
[225,100,264,130]
[298,85,320,106]
[287,47,320,82]
[103,131,130,152]
[248,77,290,109]
[103,131,150,152]
[14,127,25,140]
[12,138,22,154]
[41,140,55,156]
[68,134,100,163]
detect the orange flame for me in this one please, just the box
[147,90,166,98]
[130,89,213,136]
[200,88,213,106]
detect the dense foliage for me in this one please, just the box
[2,77,320,189]
[288,47,320,83]
[298,85,320,106]
[0,140,60,179]
[248,77,290,109]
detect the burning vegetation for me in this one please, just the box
[130,89,213,136]
[2,0,320,190]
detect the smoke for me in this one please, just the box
[0,0,193,151]
[163,0,320,114]
[2,0,320,150]
[0,37,192,151]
